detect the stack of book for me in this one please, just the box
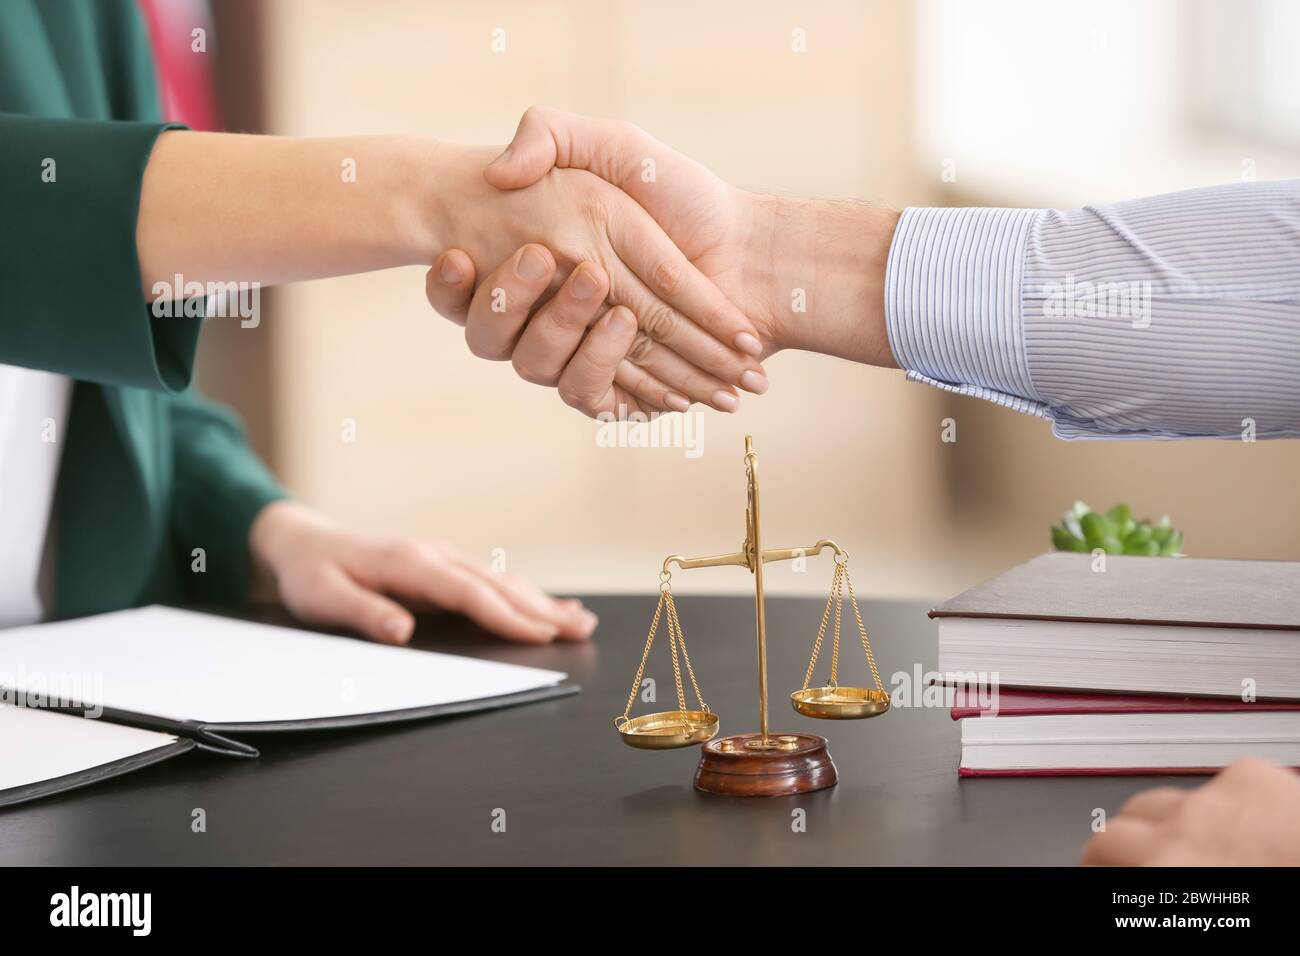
[933,553,1300,776]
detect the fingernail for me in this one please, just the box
[570,266,600,300]
[712,389,739,413]
[384,617,413,643]
[664,392,691,412]
[740,369,768,394]
[517,247,551,281]
[439,256,463,284]
[734,332,763,356]
[610,308,638,334]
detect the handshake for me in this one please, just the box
[419,108,902,418]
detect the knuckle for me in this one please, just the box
[522,104,551,125]
[512,355,559,387]
[383,538,426,566]
[651,258,683,296]
[464,327,491,359]
[625,331,656,365]
[465,328,507,362]
[556,379,583,410]
[552,306,594,336]
[643,305,678,343]
[579,193,611,230]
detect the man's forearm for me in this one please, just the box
[136,131,447,295]
[882,181,1300,440]
[742,194,900,367]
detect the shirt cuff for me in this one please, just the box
[884,206,1047,417]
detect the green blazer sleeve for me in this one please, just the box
[0,112,198,391]
[168,389,288,604]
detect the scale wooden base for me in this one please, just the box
[615,437,890,797]
[694,733,837,797]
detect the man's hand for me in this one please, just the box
[248,500,596,645]
[460,107,901,369]
[423,144,768,415]
[1082,759,1300,866]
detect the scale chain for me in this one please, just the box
[801,562,842,690]
[665,593,709,714]
[664,590,688,716]
[829,562,844,687]
[800,557,883,693]
[843,565,885,693]
[618,590,666,726]
[618,579,710,728]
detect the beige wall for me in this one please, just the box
[222,0,1299,605]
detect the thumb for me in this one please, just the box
[483,107,560,189]
[484,106,654,196]
[296,565,415,645]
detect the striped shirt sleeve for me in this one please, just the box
[884,180,1300,439]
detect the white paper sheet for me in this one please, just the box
[0,606,568,725]
[0,704,177,791]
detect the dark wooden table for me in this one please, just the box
[0,596,1196,865]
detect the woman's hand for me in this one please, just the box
[421,145,767,414]
[248,500,597,645]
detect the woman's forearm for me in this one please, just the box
[136,130,444,295]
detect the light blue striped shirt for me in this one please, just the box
[884,180,1300,439]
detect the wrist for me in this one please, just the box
[405,141,505,264]
[742,193,899,367]
[248,500,331,593]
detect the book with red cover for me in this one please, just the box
[951,688,1300,777]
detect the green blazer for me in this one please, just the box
[0,0,285,617]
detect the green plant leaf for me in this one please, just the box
[1125,538,1160,556]
[1106,503,1135,538]
[1052,524,1088,552]
[1080,511,1112,548]
[1053,502,1182,558]
[1125,524,1153,548]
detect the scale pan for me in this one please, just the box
[617,710,719,749]
[791,686,891,720]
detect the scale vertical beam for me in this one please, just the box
[744,436,770,746]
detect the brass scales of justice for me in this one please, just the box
[614,436,890,796]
